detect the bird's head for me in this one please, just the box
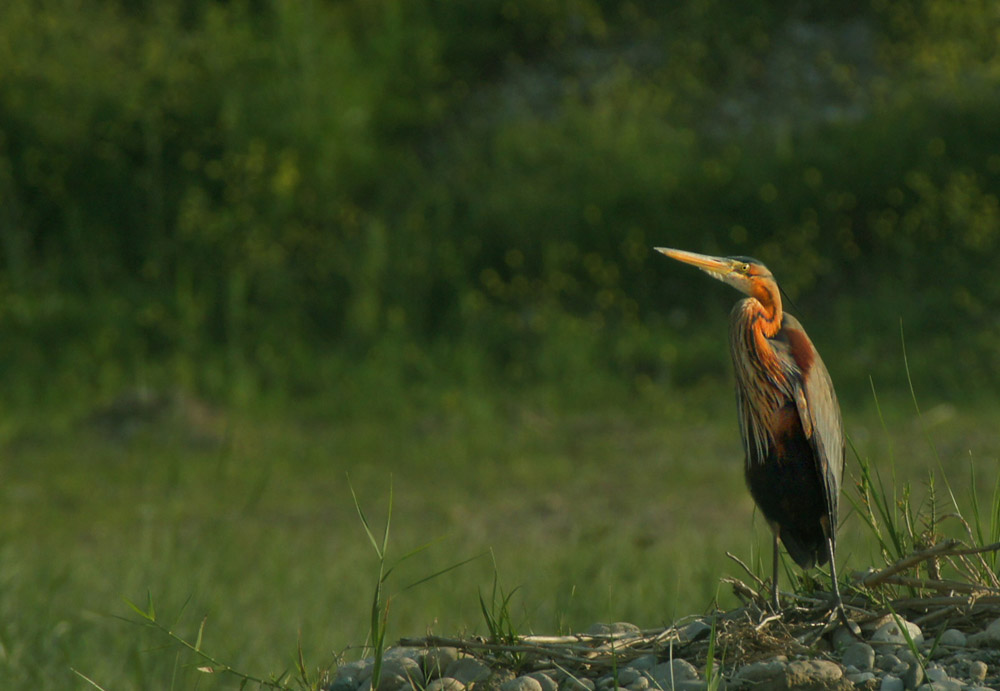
[654,247,779,309]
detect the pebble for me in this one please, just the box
[559,677,594,691]
[914,682,961,691]
[847,671,876,685]
[966,659,988,682]
[871,619,924,646]
[325,617,1000,691]
[785,659,845,686]
[330,677,360,691]
[923,667,947,683]
[445,658,492,685]
[937,629,966,648]
[875,653,901,671]
[383,657,424,687]
[968,616,1000,647]
[500,676,542,691]
[362,672,409,691]
[879,675,904,691]
[670,682,713,691]
[585,622,641,637]
[842,642,876,671]
[607,669,641,686]
[527,672,558,691]
[901,662,923,690]
[623,655,657,671]
[626,676,649,691]
[896,649,919,667]
[679,620,712,644]
[647,659,700,686]
[732,657,788,684]
[833,625,862,652]
[426,679,466,691]
[337,660,372,682]
[423,648,460,678]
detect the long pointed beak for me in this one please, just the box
[654,247,733,278]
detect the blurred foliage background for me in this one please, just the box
[2,0,1000,408]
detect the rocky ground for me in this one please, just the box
[325,609,1000,691]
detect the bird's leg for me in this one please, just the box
[770,532,781,612]
[825,534,861,637]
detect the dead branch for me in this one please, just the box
[857,540,961,587]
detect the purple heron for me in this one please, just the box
[656,248,846,620]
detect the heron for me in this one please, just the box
[655,247,847,622]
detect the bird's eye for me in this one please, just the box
[742,263,751,273]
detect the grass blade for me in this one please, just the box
[349,474,385,560]
[72,669,111,691]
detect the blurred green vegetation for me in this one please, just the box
[4,385,1000,689]
[2,0,1000,408]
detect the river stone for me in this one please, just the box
[446,658,492,685]
[879,675,904,691]
[586,622,641,636]
[328,676,359,691]
[889,661,909,677]
[831,625,861,652]
[923,667,947,683]
[426,679,466,691]
[611,669,642,686]
[384,647,424,663]
[627,676,650,691]
[871,619,924,646]
[527,672,558,691]
[965,660,988,683]
[423,648,460,679]
[500,676,543,691]
[679,620,713,643]
[362,672,409,691]
[559,677,594,691]
[968,617,1000,648]
[937,629,966,648]
[384,657,425,687]
[337,660,372,680]
[670,682,715,691]
[915,682,962,691]
[785,659,848,687]
[845,671,875,686]
[901,661,923,689]
[648,659,700,687]
[466,668,513,691]
[842,642,876,671]
[624,655,658,671]
[876,653,901,672]
[732,658,787,685]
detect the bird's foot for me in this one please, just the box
[827,598,862,640]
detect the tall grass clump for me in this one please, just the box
[844,333,1000,629]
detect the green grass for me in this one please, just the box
[1,379,998,689]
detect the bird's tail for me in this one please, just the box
[779,531,827,570]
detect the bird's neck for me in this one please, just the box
[750,283,783,338]
[733,291,786,388]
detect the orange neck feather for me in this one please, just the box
[750,279,783,338]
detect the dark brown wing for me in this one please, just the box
[779,314,845,545]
